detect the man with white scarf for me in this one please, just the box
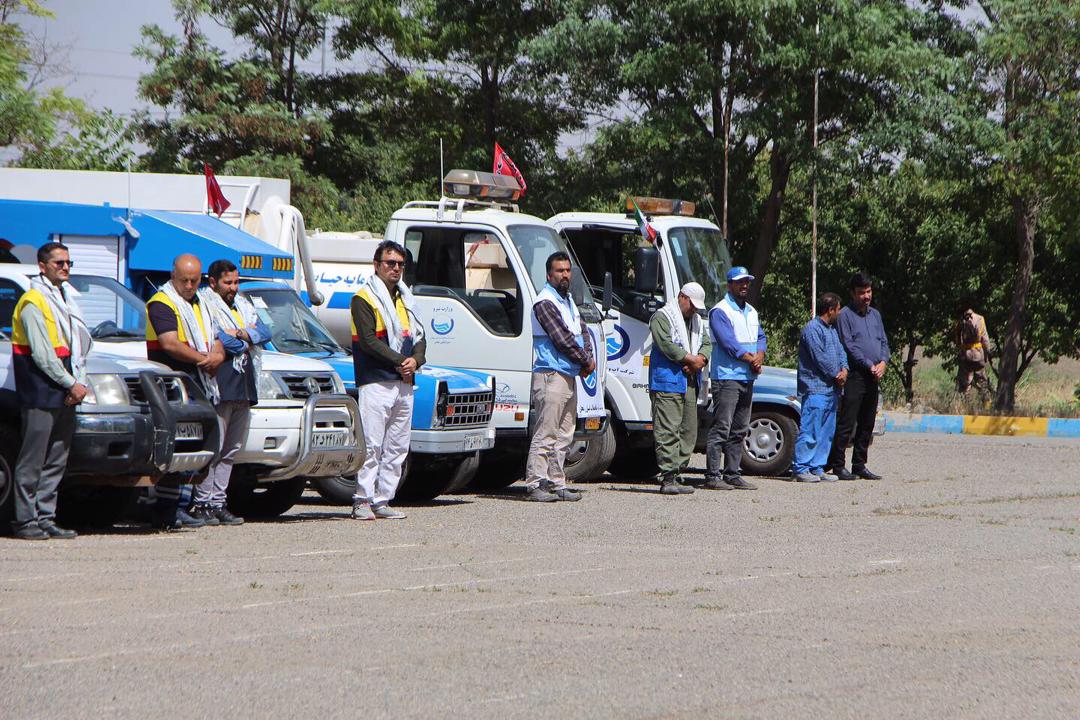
[349,240,426,521]
[9,242,90,540]
[526,251,595,503]
[145,254,225,530]
[648,282,712,495]
[188,259,271,526]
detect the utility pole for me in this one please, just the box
[811,16,820,319]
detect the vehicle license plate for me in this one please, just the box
[176,422,203,440]
[312,431,348,448]
[584,417,601,431]
[463,433,486,451]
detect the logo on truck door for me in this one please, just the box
[581,370,598,397]
[606,324,630,361]
[431,318,455,335]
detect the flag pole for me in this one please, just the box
[810,15,820,319]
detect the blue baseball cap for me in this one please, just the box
[726,266,754,282]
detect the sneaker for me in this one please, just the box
[351,502,376,521]
[373,505,407,519]
[832,467,857,481]
[526,487,560,502]
[552,487,582,502]
[817,471,839,482]
[725,476,758,490]
[13,525,49,541]
[702,477,734,490]
[38,521,77,539]
[186,505,219,527]
[211,506,244,526]
[176,508,207,529]
[794,472,820,483]
[855,467,883,480]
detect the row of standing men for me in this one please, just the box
[10,240,890,539]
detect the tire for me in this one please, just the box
[0,425,18,526]
[395,454,461,503]
[226,474,307,518]
[608,423,659,480]
[311,475,356,505]
[741,409,798,477]
[563,421,616,484]
[445,452,481,494]
[469,451,525,493]
[56,485,139,529]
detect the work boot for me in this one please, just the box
[38,520,77,539]
[660,474,694,495]
[526,487,559,502]
[187,505,220,527]
[211,506,244,526]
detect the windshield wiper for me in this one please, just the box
[280,336,323,352]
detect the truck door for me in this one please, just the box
[562,226,663,425]
[402,225,532,432]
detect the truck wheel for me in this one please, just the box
[226,475,307,518]
[56,485,139,529]
[0,425,17,525]
[311,475,357,505]
[563,421,616,484]
[469,451,525,493]
[608,423,659,480]
[446,452,481,494]
[395,455,460,503]
[741,409,798,477]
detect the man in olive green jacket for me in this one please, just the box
[648,282,713,495]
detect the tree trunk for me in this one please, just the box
[994,196,1038,413]
[749,147,792,304]
[902,340,918,405]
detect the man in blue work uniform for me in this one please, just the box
[828,272,889,481]
[792,292,847,483]
[704,266,766,490]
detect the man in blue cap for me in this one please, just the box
[704,266,766,490]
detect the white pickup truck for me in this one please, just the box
[0,264,220,527]
[29,270,365,518]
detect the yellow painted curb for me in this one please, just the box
[963,415,1049,436]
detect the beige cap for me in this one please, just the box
[679,282,707,310]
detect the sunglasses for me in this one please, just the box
[50,260,74,268]
[380,259,405,268]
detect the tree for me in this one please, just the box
[967,0,1080,412]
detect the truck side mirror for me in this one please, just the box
[634,246,660,293]
[602,271,614,314]
[571,280,584,306]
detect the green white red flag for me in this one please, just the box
[630,197,658,243]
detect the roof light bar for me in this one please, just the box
[443,169,522,201]
[626,196,696,217]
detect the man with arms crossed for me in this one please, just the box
[792,292,847,483]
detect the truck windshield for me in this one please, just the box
[506,224,601,321]
[67,275,147,340]
[666,227,732,307]
[240,286,344,355]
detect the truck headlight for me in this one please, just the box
[330,372,346,394]
[84,373,129,406]
[257,370,288,400]
[431,380,448,428]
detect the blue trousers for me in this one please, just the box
[793,392,838,474]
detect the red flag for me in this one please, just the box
[203,163,231,217]
[492,142,527,196]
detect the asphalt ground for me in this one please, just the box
[2,434,1079,719]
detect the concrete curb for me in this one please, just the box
[883,412,1080,438]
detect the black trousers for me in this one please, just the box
[828,367,878,472]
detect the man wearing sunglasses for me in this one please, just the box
[9,242,91,540]
[349,240,426,521]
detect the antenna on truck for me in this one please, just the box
[439,138,445,196]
